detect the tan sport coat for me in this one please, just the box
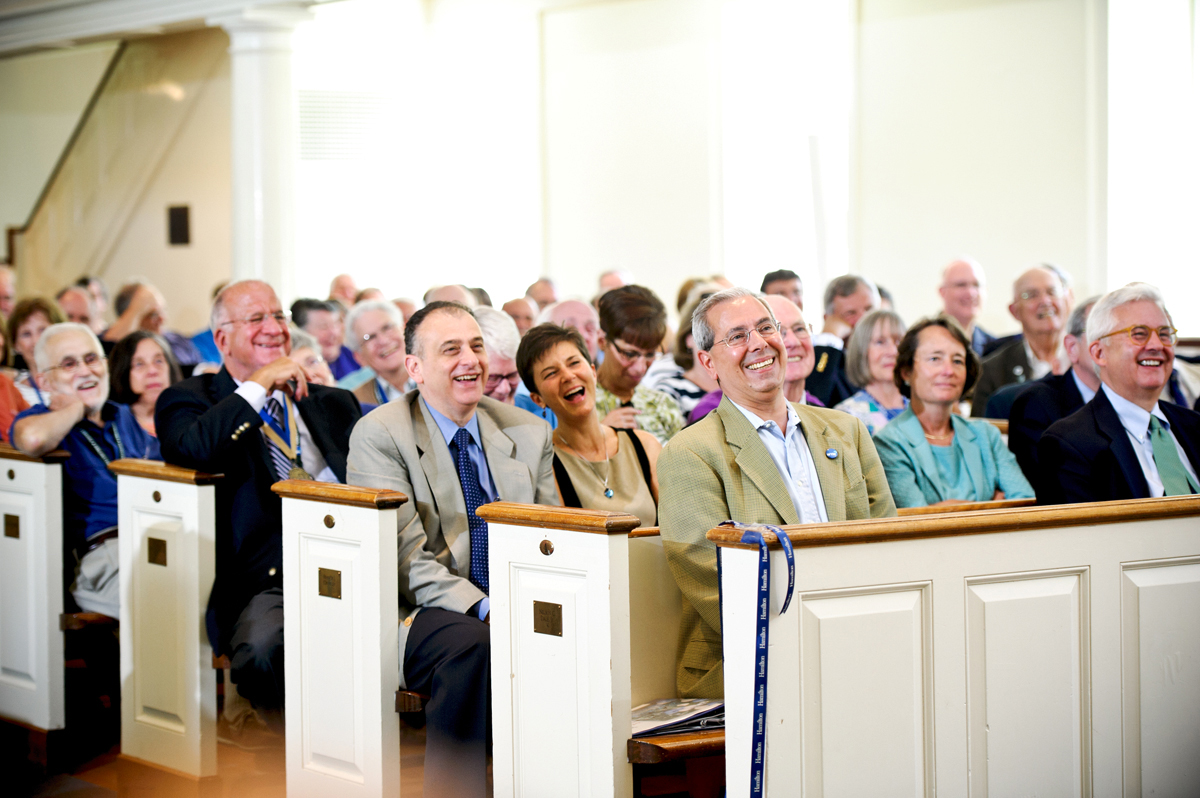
[658,396,896,698]
[346,391,557,681]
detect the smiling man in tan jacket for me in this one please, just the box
[658,288,896,698]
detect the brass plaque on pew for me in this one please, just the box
[148,538,167,566]
[4,514,18,539]
[318,568,342,599]
[533,601,562,637]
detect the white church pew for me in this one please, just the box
[713,495,1200,796]
[109,458,222,778]
[272,479,407,798]
[0,444,68,762]
[478,502,679,798]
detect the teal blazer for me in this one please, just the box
[872,409,1034,508]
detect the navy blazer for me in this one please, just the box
[1037,385,1200,505]
[1008,369,1086,488]
[156,369,361,654]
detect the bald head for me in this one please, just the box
[939,258,985,329]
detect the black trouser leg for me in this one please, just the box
[229,588,285,710]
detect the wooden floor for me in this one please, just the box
[19,722,429,798]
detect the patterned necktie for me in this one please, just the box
[451,427,489,593]
[1148,415,1199,496]
[263,397,293,481]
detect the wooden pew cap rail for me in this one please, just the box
[708,494,1200,550]
[271,479,409,509]
[477,501,642,534]
[0,442,69,463]
[896,497,1035,516]
[107,458,223,484]
[628,526,661,539]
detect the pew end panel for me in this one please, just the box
[110,459,221,778]
[711,496,1200,796]
[479,502,641,798]
[0,445,68,733]
[274,480,406,798]
[626,528,683,709]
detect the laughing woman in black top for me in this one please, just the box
[517,323,659,527]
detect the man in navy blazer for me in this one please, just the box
[1008,297,1100,482]
[157,280,361,711]
[1038,284,1200,504]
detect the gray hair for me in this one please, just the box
[844,309,906,388]
[289,327,319,354]
[692,287,774,352]
[1086,283,1173,347]
[823,274,880,316]
[474,306,521,362]
[344,299,404,353]
[1066,295,1101,341]
[210,279,274,332]
[33,322,104,372]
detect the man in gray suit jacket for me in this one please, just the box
[347,301,556,798]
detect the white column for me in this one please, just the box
[210,3,313,301]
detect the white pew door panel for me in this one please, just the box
[0,453,65,731]
[799,584,933,798]
[1121,557,1200,797]
[965,569,1089,797]
[280,485,401,798]
[482,504,641,798]
[116,470,218,778]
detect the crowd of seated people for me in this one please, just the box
[1,258,1197,798]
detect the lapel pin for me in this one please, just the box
[825,448,838,459]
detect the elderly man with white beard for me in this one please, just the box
[11,323,159,618]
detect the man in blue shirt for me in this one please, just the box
[11,322,157,618]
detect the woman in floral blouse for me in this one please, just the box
[834,309,909,435]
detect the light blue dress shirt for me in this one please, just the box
[1071,369,1097,404]
[1101,384,1199,497]
[728,400,829,523]
[422,397,498,619]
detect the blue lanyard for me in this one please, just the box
[258,396,301,462]
[718,520,795,796]
[375,379,387,406]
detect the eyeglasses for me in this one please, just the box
[221,311,289,328]
[714,321,781,349]
[1098,325,1178,347]
[486,371,521,391]
[362,322,399,346]
[1018,287,1063,302]
[46,352,105,374]
[609,341,658,365]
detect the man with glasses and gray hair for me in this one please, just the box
[11,323,159,619]
[656,287,896,698]
[1037,283,1200,504]
[344,299,411,410]
[156,280,361,718]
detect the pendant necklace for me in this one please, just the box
[557,430,614,498]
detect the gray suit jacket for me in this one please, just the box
[346,391,557,674]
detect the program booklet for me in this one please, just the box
[631,698,725,737]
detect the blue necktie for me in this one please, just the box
[451,427,489,593]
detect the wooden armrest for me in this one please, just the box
[476,501,641,534]
[0,442,69,463]
[627,729,725,764]
[395,690,430,714]
[629,526,661,539]
[897,498,1037,516]
[271,479,408,509]
[60,612,117,630]
[108,458,222,484]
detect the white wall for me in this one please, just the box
[0,41,118,257]
[1108,0,1200,334]
[853,0,1103,334]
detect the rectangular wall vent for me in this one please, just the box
[299,90,388,161]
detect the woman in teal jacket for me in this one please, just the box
[872,316,1034,508]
